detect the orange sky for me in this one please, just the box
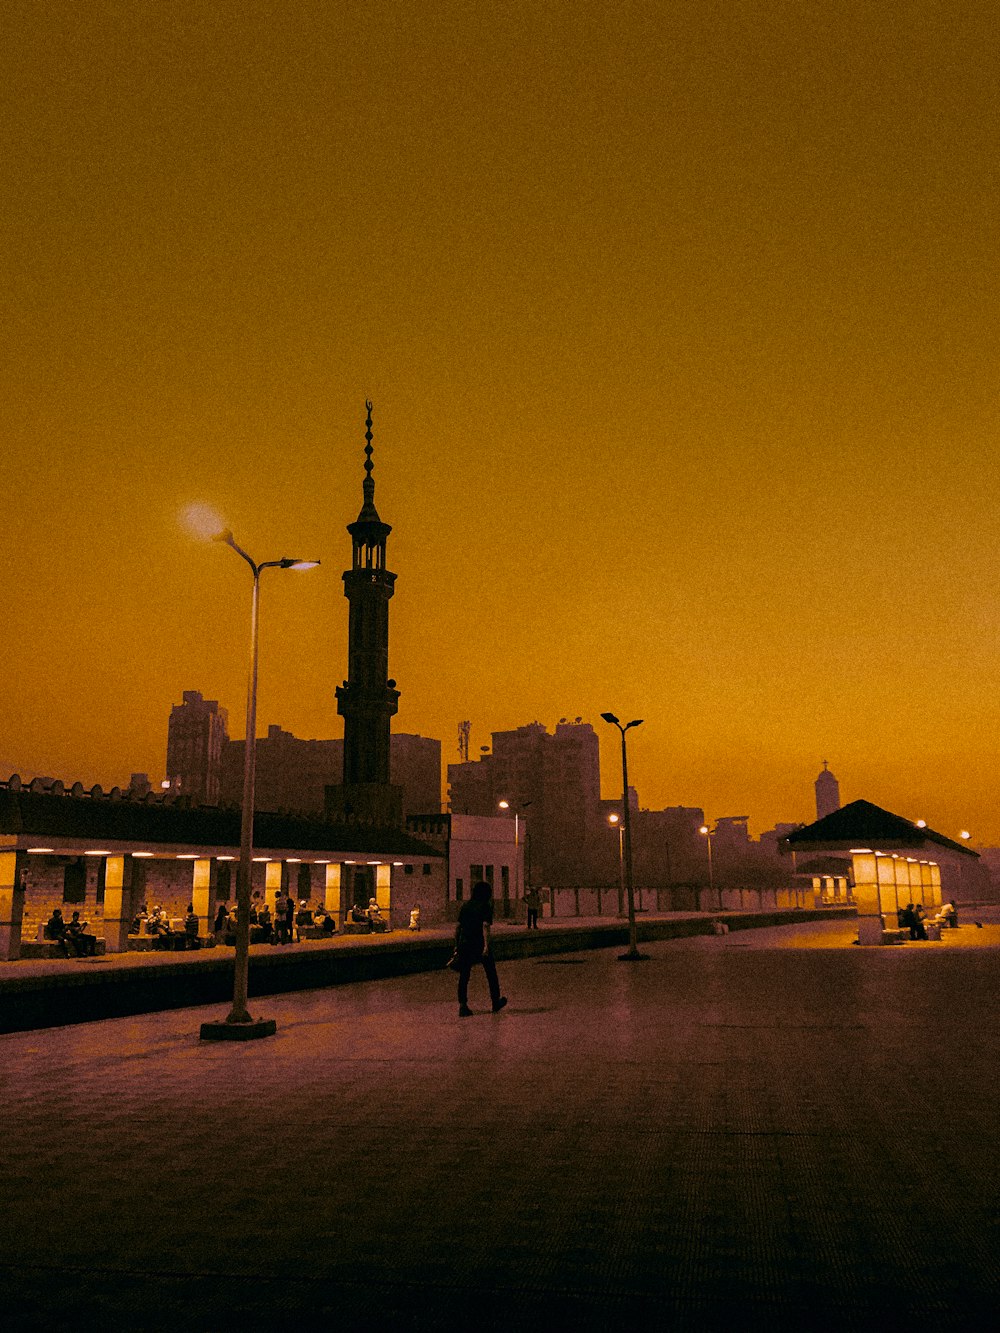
[3,2,999,840]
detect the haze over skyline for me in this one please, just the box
[3,2,997,840]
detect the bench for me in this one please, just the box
[341,921,372,935]
[20,938,107,960]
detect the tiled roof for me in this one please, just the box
[783,799,977,858]
[0,788,442,858]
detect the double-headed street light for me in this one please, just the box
[600,713,648,962]
[200,527,319,1042]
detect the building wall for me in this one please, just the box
[215,725,440,818]
[166,691,229,805]
[447,720,602,888]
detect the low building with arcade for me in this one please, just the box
[0,776,445,961]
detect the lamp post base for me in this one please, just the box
[200,1018,277,1041]
[617,952,651,962]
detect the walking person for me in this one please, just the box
[283,890,296,944]
[455,880,507,1018]
[524,885,541,930]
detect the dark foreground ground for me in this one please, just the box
[3,913,999,1332]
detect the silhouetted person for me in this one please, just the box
[258,903,273,943]
[184,904,200,949]
[914,903,928,941]
[214,903,228,940]
[455,880,507,1017]
[901,903,916,938]
[44,908,71,957]
[67,911,97,957]
[524,886,541,929]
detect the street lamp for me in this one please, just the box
[499,799,532,920]
[199,527,319,1041]
[600,713,647,962]
[608,812,624,916]
[699,824,715,910]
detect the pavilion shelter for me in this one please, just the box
[781,799,978,932]
[0,777,444,960]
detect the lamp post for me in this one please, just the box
[608,812,624,916]
[600,713,647,962]
[498,799,531,920]
[699,824,715,910]
[200,529,319,1041]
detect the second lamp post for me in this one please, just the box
[600,713,647,962]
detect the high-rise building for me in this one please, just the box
[448,719,603,885]
[165,690,229,805]
[815,761,841,820]
[328,403,404,824]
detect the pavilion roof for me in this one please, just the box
[782,799,977,859]
[0,786,442,859]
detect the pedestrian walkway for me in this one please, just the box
[2,912,998,1331]
[0,908,857,1033]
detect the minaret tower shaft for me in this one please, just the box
[335,402,400,788]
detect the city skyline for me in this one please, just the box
[3,2,997,841]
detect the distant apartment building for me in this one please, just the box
[448,719,603,886]
[165,691,229,805]
[166,695,441,820]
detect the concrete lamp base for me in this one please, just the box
[618,953,651,962]
[200,1018,277,1042]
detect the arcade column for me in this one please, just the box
[102,855,134,953]
[191,858,218,937]
[0,849,28,961]
[324,864,342,919]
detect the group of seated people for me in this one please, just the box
[348,897,389,932]
[208,897,340,946]
[44,908,98,957]
[898,901,958,939]
[129,904,201,949]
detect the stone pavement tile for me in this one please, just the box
[2,924,1000,1331]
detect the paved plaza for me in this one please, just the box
[3,914,999,1331]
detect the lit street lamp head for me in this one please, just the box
[280,558,321,570]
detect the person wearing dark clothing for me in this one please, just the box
[284,892,296,944]
[44,908,72,957]
[524,887,541,929]
[213,904,228,940]
[900,903,916,938]
[914,904,928,941]
[184,905,200,949]
[455,881,507,1017]
[67,911,97,957]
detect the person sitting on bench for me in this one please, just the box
[44,908,72,957]
[67,911,98,957]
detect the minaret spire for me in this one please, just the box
[362,399,376,513]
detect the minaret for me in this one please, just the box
[815,760,841,821]
[329,403,402,824]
